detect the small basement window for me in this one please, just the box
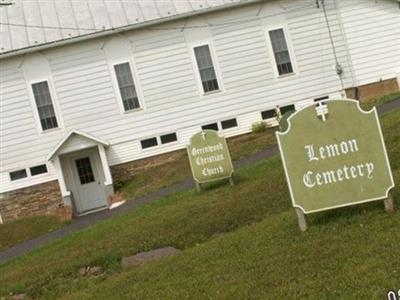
[221,118,238,130]
[30,164,48,176]
[280,104,295,115]
[10,169,27,181]
[141,137,158,149]
[261,109,276,120]
[202,123,219,131]
[160,133,178,144]
[314,96,329,102]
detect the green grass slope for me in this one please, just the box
[64,208,399,300]
[0,216,65,252]
[0,109,398,299]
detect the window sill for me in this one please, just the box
[9,175,30,183]
[141,140,179,152]
[10,178,28,183]
[221,126,238,131]
[262,118,279,126]
[261,116,277,121]
[123,107,144,115]
[160,141,179,147]
[31,172,49,179]
[202,89,223,97]
[141,146,157,151]
[277,72,296,79]
[40,127,62,135]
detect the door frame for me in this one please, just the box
[61,147,109,215]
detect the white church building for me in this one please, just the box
[0,0,399,222]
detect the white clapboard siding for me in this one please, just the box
[235,111,264,134]
[337,0,400,86]
[1,0,396,193]
[0,163,59,193]
[106,139,181,167]
[0,67,54,171]
[106,110,265,167]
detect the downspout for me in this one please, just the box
[332,0,358,99]
[320,0,344,91]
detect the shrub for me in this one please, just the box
[251,121,268,133]
[379,91,400,103]
[113,179,125,191]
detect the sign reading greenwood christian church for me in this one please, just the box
[276,99,394,214]
[187,130,234,185]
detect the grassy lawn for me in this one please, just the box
[0,127,275,253]
[121,91,400,200]
[0,107,398,299]
[119,126,276,200]
[1,93,396,253]
[63,208,400,300]
[0,216,65,252]
[360,91,400,111]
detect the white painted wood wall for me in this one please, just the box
[336,0,400,87]
[1,0,399,193]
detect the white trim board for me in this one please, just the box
[47,129,109,161]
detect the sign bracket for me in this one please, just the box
[195,174,235,192]
[295,208,308,232]
[196,182,201,192]
[383,190,395,213]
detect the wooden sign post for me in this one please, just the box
[276,99,395,231]
[187,130,234,191]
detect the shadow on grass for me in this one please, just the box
[195,173,247,192]
[308,189,398,227]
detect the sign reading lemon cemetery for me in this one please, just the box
[276,100,394,230]
[187,130,234,189]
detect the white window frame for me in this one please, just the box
[8,162,49,183]
[108,57,145,115]
[201,122,220,132]
[9,168,28,182]
[27,77,63,134]
[220,117,239,131]
[265,25,298,79]
[189,40,224,96]
[201,118,240,132]
[140,136,159,151]
[29,163,49,177]
[261,108,276,121]
[159,132,179,146]
[140,132,179,151]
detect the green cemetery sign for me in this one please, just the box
[276,99,394,214]
[187,130,234,185]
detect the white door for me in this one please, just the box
[67,149,108,214]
